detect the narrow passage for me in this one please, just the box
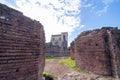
[44,57,116,80]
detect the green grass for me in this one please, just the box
[42,72,53,80]
[45,56,57,62]
[59,57,86,72]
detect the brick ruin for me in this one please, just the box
[0,3,45,80]
[70,27,120,78]
[70,41,75,60]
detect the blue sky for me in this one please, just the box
[0,0,120,46]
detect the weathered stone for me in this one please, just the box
[70,27,120,78]
[0,3,45,80]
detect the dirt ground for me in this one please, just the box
[44,57,119,80]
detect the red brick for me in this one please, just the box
[70,27,120,78]
[0,3,45,80]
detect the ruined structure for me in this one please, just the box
[0,3,45,80]
[70,27,120,78]
[46,32,69,56]
[70,41,75,60]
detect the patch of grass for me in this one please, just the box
[45,56,57,62]
[59,57,86,72]
[42,72,53,80]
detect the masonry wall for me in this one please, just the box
[106,29,120,78]
[71,27,120,78]
[70,41,75,60]
[0,3,45,80]
[45,42,69,57]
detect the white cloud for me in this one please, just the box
[102,0,114,5]
[14,0,82,42]
[82,3,92,8]
[0,0,6,4]
[97,0,114,16]
[96,5,108,16]
[82,0,115,16]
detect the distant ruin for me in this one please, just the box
[46,32,69,57]
[70,27,120,78]
[0,3,45,80]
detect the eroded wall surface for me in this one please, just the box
[70,41,75,60]
[70,27,120,78]
[0,3,45,80]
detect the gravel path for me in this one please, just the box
[44,57,119,80]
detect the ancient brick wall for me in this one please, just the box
[0,3,45,80]
[70,27,120,78]
[70,41,75,60]
[106,28,120,78]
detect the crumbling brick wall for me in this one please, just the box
[70,27,120,78]
[70,41,75,60]
[0,3,45,80]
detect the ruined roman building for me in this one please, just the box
[46,32,69,56]
[70,27,120,78]
[70,41,75,60]
[0,3,45,80]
